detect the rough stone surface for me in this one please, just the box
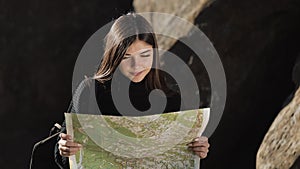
[257,87,300,169]
[133,0,214,51]
[1,0,300,169]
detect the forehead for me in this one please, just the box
[126,40,152,54]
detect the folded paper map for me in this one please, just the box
[65,108,209,169]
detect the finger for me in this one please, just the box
[58,139,82,147]
[59,145,81,157]
[66,141,82,147]
[61,151,78,157]
[60,150,76,157]
[188,136,209,146]
[191,146,209,153]
[192,136,208,143]
[59,146,81,154]
[59,150,69,157]
[195,152,208,159]
[189,142,210,148]
[59,147,70,157]
[60,133,73,140]
[198,136,208,142]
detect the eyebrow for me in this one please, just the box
[125,49,151,56]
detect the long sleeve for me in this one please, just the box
[54,121,70,169]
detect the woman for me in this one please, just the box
[55,12,210,169]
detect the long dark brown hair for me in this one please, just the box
[94,12,164,90]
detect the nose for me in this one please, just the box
[131,56,143,70]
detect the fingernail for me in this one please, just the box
[194,138,199,142]
[187,143,192,146]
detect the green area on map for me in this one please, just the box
[65,109,205,169]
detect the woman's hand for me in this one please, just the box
[58,133,82,157]
[188,136,210,159]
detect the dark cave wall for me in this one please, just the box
[196,0,300,168]
[0,1,134,168]
[0,0,299,169]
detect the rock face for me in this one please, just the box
[257,87,300,169]
[133,0,215,109]
[2,0,300,169]
[133,0,214,51]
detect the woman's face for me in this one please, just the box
[118,39,153,83]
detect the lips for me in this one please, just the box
[131,70,144,76]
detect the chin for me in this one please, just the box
[131,76,145,83]
[131,78,143,83]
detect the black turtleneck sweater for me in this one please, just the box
[95,76,182,116]
[54,74,183,169]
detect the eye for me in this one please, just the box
[122,56,130,60]
[141,54,150,57]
